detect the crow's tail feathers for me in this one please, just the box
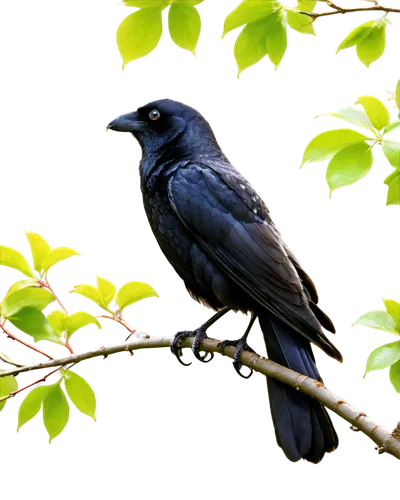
[259,312,339,464]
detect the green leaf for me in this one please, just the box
[296,0,316,11]
[121,0,168,6]
[1,287,55,318]
[63,370,96,421]
[24,231,51,274]
[117,8,163,68]
[355,96,390,131]
[41,247,79,273]
[0,374,17,411]
[18,386,49,431]
[354,310,398,334]
[47,310,67,336]
[65,312,101,337]
[316,107,374,133]
[96,277,116,308]
[8,308,60,343]
[172,0,204,4]
[168,4,201,55]
[223,0,280,37]
[382,141,400,170]
[384,170,400,206]
[0,351,22,367]
[336,20,374,53]
[356,19,390,68]
[389,360,400,393]
[70,284,107,311]
[234,18,269,77]
[396,79,400,111]
[381,120,400,137]
[301,129,372,166]
[365,340,400,376]
[286,9,315,35]
[115,281,158,312]
[0,246,35,278]
[384,299,400,331]
[266,11,287,69]
[43,384,69,443]
[326,142,373,196]
[4,280,40,297]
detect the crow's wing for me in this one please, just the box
[168,161,341,361]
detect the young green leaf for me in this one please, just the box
[0,351,22,367]
[121,0,168,6]
[65,312,101,337]
[17,386,49,431]
[41,247,79,273]
[116,281,158,312]
[384,170,400,206]
[396,79,400,111]
[96,277,116,308]
[389,360,400,393]
[1,287,55,318]
[326,142,373,196]
[356,19,390,68]
[117,8,163,69]
[301,129,372,166]
[172,0,204,4]
[286,10,315,36]
[168,3,201,55]
[266,11,287,69]
[4,280,40,297]
[316,107,374,133]
[0,246,35,278]
[382,121,400,136]
[336,20,374,53]
[223,0,280,37]
[355,96,390,131]
[8,308,60,343]
[24,231,51,274]
[383,299,400,331]
[63,371,96,421]
[47,310,67,336]
[354,310,398,334]
[234,18,269,77]
[296,0,316,11]
[43,384,70,443]
[0,374,17,411]
[382,141,400,170]
[70,284,107,311]
[365,340,400,376]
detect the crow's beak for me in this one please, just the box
[107,112,146,132]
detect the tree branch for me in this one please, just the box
[301,1,400,19]
[1,334,399,459]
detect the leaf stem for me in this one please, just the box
[0,323,53,360]
[40,278,68,314]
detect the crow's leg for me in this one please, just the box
[219,312,257,379]
[171,307,231,366]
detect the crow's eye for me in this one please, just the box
[149,109,161,121]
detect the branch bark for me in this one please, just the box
[1,334,399,459]
[301,1,400,19]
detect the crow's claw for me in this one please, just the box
[169,326,215,368]
[219,337,255,379]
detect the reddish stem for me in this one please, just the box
[10,368,58,397]
[40,279,68,314]
[0,323,53,360]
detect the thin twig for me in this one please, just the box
[0,323,53,360]
[0,335,399,460]
[300,1,400,18]
[41,278,68,314]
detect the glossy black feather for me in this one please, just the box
[112,99,342,463]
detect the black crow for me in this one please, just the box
[108,99,342,463]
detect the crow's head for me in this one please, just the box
[107,99,210,155]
